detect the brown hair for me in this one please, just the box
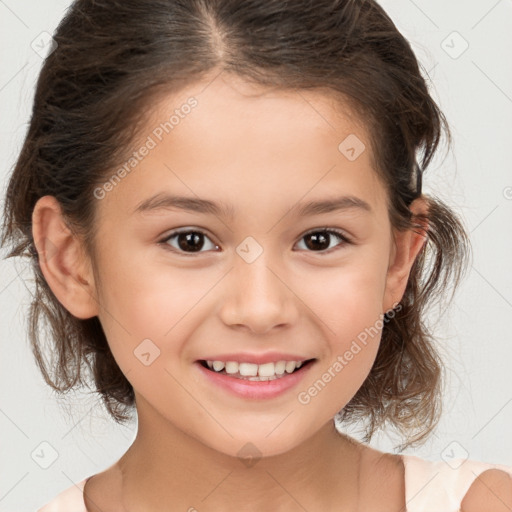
[1,0,470,450]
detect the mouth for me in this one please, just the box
[195,357,317,400]
[197,358,316,381]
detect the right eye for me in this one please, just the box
[159,228,219,255]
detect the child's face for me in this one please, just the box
[82,73,421,457]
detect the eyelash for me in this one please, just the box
[158,227,353,257]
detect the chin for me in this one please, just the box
[201,431,305,463]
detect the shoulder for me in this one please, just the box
[461,468,512,512]
[401,453,512,512]
[83,463,124,512]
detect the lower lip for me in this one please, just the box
[195,361,315,400]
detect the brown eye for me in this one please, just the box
[161,229,218,254]
[159,227,351,256]
[296,229,351,254]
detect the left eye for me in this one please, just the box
[159,228,351,255]
[295,229,351,253]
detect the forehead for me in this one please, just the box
[97,72,387,222]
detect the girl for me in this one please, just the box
[2,0,511,510]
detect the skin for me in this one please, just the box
[32,71,429,511]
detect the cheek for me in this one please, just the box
[301,250,389,340]
[294,254,388,406]
[97,250,215,335]
[93,250,223,374]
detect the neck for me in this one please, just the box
[117,396,364,512]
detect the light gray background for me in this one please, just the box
[1,0,511,510]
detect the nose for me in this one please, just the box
[217,253,299,334]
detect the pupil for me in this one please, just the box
[178,232,203,252]
[305,231,329,251]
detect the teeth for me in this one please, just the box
[212,361,225,372]
[204,359,307,379]
[257,362,275,377]
[225,361,239,374]
[239,363,258,376]
[274,361,286,375]
[285,361,296,373]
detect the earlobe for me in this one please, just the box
[32,195,99,319]
[382,197,429,312]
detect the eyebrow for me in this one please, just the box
[133,193,372,218]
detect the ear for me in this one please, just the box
[382,197,429,313]
[31,195,99,319]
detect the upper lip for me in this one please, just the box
[198,352,314,365]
